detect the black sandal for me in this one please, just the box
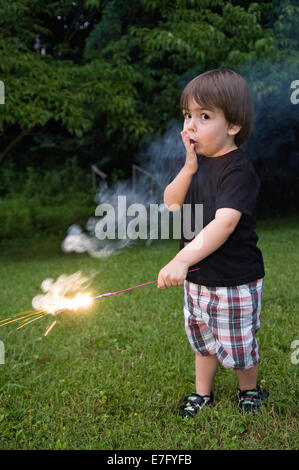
[179,392,215,418]
[237,385,269,413]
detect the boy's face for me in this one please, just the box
[182,99,241,157]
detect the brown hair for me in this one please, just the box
[180,69,254,147]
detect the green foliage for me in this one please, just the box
[84,0,149,55]
[0,39,91,135]
[0,158,96,238]
[0,0,149,167]
[0,196,95,239]
[84,0,101,8]
[0,157,92,199]
[0,0,298,186]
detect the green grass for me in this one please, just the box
[0,216,298,450]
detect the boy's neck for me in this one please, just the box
[208,145,239,158]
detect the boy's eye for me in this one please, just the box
[183,112,209,120]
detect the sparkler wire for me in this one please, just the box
[92,267,200,300]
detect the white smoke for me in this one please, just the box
[61,122,185,258]
[62,224,120,258]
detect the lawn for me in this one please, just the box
[0,215,298,450]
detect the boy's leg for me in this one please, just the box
[195,353,219,396]
[179,353,217,417]
[235,363,269,412]
[235,363,258,391]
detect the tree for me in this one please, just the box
[0,0,148,167]
[0,0,298,195]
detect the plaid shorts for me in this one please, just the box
[183,278,264,370]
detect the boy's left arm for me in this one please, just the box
[157,208,242,289]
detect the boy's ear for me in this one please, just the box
[228,123,242,136]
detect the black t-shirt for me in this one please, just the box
[179,147,265,287]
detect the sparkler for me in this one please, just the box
[93,267,199,299]
[0,268,199,336]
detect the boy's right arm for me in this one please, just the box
[164,130,198,210]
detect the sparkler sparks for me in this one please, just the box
[0,268,200,336]
[56,293,93,312]
[44,320,57,337]
[0,309,48,331]
[0,298,92,336]
[0,271,93,336]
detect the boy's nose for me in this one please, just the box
[186,119,196,131]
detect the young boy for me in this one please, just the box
[157,69,268,415]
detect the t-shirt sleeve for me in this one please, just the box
[215,167,261,217]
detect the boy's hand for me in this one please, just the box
[157,258,189,290]
[181,130,198,175]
